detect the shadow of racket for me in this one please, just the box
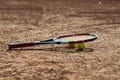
[10,47,94,53]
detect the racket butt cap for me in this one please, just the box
[7,44,12,50]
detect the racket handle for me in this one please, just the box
[8,42,35,50]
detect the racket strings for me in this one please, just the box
[55,35,96,42]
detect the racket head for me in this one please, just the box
[53,33,97,44]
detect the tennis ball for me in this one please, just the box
[77,42,86,50]
[69,43,76,48]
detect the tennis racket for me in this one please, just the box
[8,33,97,50]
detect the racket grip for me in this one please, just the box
[8,42,35,50]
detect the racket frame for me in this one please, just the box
[8,33,97,50]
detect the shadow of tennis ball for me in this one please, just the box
[76,48,94,52]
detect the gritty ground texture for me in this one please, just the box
[0,0,120,80]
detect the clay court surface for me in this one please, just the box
[0,0,120,80]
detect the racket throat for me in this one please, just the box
[35,39,55,45]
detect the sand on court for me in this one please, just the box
[0,0,120,80]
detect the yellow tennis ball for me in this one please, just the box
[69,43,76,48]
[77,42,86,50]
